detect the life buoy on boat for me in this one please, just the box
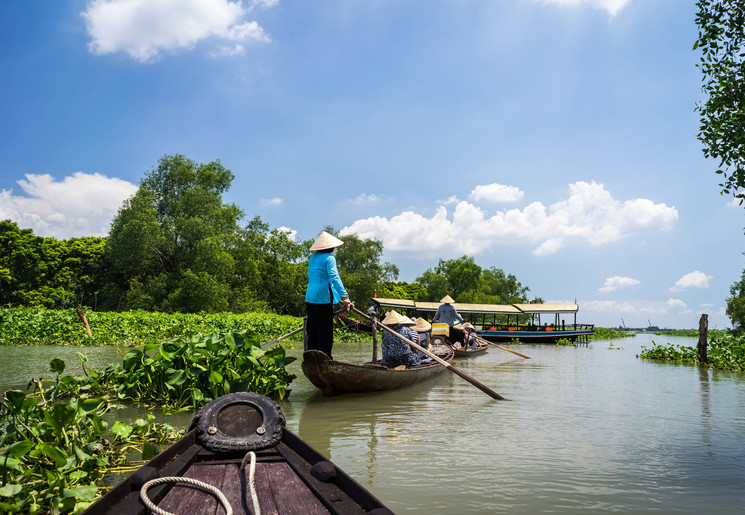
[191,392,285,452]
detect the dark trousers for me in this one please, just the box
[306,302,334,359]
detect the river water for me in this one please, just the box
[2,334,744,514]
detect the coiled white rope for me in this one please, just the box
[139,451,262,515]
[241,451,262,515]
[140,476,233,515]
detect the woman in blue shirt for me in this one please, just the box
[305,231,352,359]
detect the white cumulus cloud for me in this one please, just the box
[469,183,524,203]
[340,181,678,258]
[535,0,631,16]
[670,271,712,291]
[0,172,138,238]
[82,0,273,62]
[261,197,283,206]
[349,193,383,205]
[667,298,687,310]
[599,276,640,292]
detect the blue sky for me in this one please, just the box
[1,0,743,329]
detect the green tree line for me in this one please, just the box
[1,154,535,316]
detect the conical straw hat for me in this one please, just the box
[382,310,406,325]
[413,318,431,332]
[309,231,344,251]
[400,315,416,326]
[463,322,475,331]
[440,295,455,304]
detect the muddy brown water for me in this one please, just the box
[2,334,744,514]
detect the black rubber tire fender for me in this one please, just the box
[431,335,448,347]
[195,392,285,452]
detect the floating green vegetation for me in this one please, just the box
[651,328,727,338]
[1,327,298,512]
[555,338,574,346]
[98,331,296,408]
[0,362,184,514]
[0,307,303,347]
[638,333,745,371]
[590,327,636,340]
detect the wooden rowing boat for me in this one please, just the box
[301,342,454,396]
[83,393,392,515]
[431,335,488,358]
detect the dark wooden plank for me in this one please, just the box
[255,462,329,515]
[217,464,246,515]
[157,463,228,514]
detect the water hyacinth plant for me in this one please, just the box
[98,331,297,408]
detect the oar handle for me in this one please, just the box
[474,335,532,359]
[353,307,506,401]
[261,326,304,348]
[262,309,348,348]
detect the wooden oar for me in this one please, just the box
[474,335,531,359]
[261,326,304,348]
[353,307,507,401]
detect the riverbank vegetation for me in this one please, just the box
[590,327,636,340]
[639,333,745,371]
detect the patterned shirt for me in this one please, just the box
[380,326,421,368]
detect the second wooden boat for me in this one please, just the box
[302,342,454,396]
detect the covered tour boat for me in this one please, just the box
[372,298,594,344]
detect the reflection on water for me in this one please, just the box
[3,335,745,513]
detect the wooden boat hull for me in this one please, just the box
[430,335,488,358]
[301,344,453,396]
[480,329,593,343]
[451,343,488,358]
[84,393,391,515]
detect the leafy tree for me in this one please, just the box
[377,281,427,300]
[0,220,106,308]
[417,256,482,301]
[695,0,745,198]
[416,256,533,305]
[105,154,243,312]
[727,266,745,332]
[234,217,306,315]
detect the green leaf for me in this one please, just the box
[0,484,22,497]
[38,443,68,468]
[165,369,187,386]
[2,440,35,459]
[50,358,66,374]
[78,398,105,415]
[142,441,160,461]
[111,421,133,439]
[62,485,99,501]
[3,390,26,412]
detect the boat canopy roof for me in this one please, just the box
[372,297,578,315]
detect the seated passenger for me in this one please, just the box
[380,310,421,369]
[462,322,479,350]
[412,317,433,362]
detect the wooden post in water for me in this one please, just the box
[76,308,92,337]
[698,313,708,363]
[371,313,379,363]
